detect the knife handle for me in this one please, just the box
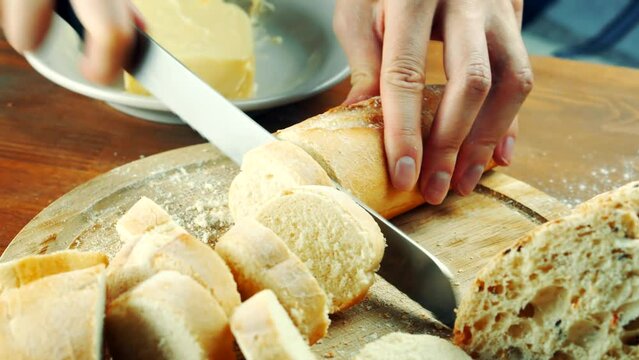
[55,0,85,39]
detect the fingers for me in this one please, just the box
[2,0,53,52]
[494,116,518,165]
[334,0,381,104]
[451,5,532,196]
[380,0,436,191]
[71,0,135,84]
[419,3,490,204]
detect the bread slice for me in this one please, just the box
[107,197,241,316]
[116,196,175,243]
[354,333,471,360]
[0,264,107,360]
[228,140,333,221]
[230,290,316,360]
[106,270,234,360]
[216,218,330,344]
[453,181,639,359]
[255,185,385,313]
[0,250,107,295]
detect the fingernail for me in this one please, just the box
[392,156,417,191]
[422,171,451,204]
[458,165,485,196]
[501,136,515,165]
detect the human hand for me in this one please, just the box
[1,0,142,84]
[334,0,533,204]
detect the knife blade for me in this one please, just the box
[54,2,458,327]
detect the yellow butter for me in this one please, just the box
[126,0,255,99]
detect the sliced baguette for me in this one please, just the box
[231,290,316,360]
[255,185,385,313]
[107,197,240,316]
[216,218,330,344]
[354,333,471,360]
[0,264,107,360]
[106,270,234,360]
[453,181,639,359]
[228,140,333,221]
[276,85,497,218]
[0,250,107,295]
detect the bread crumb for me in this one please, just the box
[323,352,335,358]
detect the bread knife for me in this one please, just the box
[54,1,458,327]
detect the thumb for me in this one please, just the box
[334,0,382,105]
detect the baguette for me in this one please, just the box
[0,264,107,360]
[0,250,107,295]
[354,333,471,360]
[106,271,234,360]
[107,197,240,316]
[453,181,639,359]
[276,85,497,218]
[230,290,316,360]
[216,218,330,344]
[228,140,333,221]
[255,185,385,313]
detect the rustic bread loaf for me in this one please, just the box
[230,290,316,360]
[228,140,333,221]
[0,250,107,295]
[453,181,639,359]
[216,218,330,344]
[255,185,385,313]
[106,270,234,360]
[354,332,471,360]
[275,85,495,218]
[107,197,240,316]
[0,264,107,360]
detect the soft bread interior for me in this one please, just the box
[354,333,470,360]
[454,181,639,359]
[228,141,333,220]
[216,218,330,344]
[231,290,315,360]
[256,185,385,312]
[106,271,234,360]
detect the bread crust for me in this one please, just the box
[108,197,241,316]
[276,85,496,218]
[0,250,108,295]
[0,265,107,360]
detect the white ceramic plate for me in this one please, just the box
[25,0,349,124]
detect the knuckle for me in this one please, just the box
[463,61,492,97]
[467,136,499,151]
[509,66,534,97]
[382,56,425,93]
[350,69,376,87]
[391,125,421,139]
[429,137,463,157]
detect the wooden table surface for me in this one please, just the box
[1,37,638,256]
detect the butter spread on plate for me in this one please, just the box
[125,0,255,99]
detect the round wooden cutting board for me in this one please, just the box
[1,143,569,359]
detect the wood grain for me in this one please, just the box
[0,143,568,358]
